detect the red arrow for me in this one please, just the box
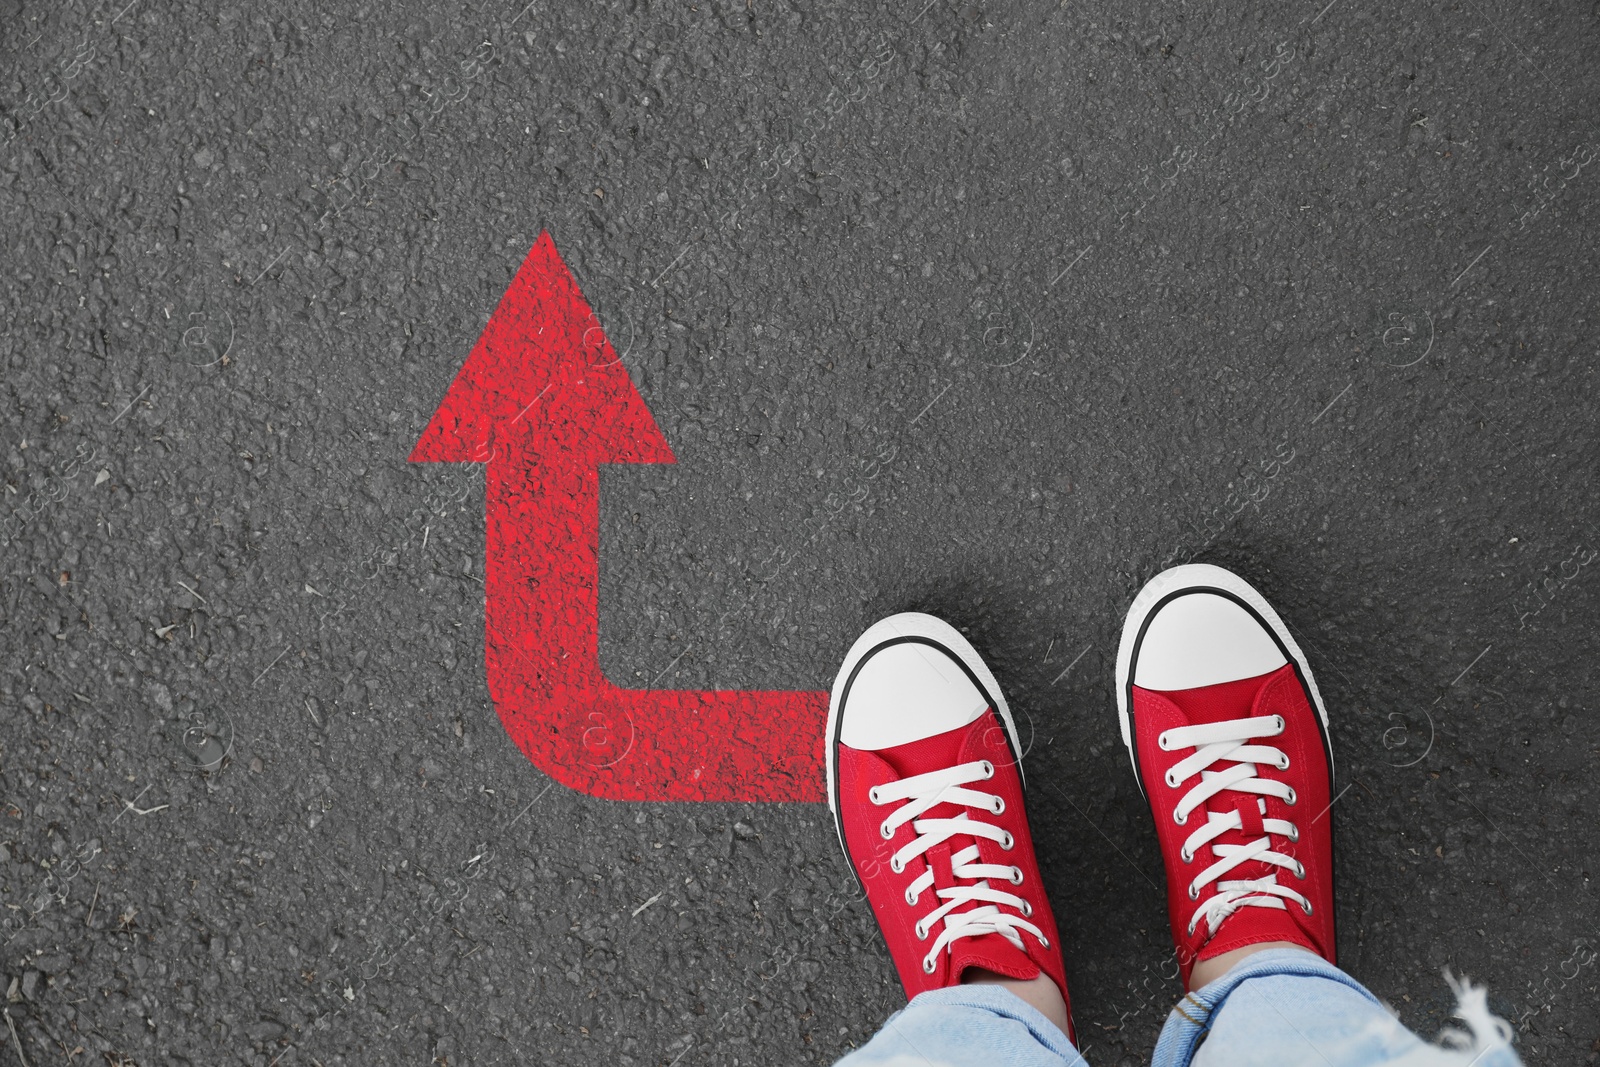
[410,231,826,802]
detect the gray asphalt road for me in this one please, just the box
[2,0,1597,1064]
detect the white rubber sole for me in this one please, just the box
[1114,564,1332,792]
[825,612,1018,852]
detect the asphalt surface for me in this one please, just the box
[3,0,1598,1064]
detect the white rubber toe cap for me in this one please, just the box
[1131,591,1287,691]
[837,639,988,751]
[1115,564,1331,787]
[827,612,1020,819]
[831,611,1007,752]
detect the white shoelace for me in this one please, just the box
[869,759,1048,974]
[1158,714,1311,940]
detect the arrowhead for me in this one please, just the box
[410,231,675,466]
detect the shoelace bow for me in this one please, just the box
[870,759,1048,974]
[1158,713,1311,939]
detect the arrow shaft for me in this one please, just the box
[487,453,604,688]
[485,450,825,802]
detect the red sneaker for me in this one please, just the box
[1116,565,1336,987]
[828,613,1072,1036]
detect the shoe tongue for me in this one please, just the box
[872,718,977,779]
[874,717,984,847]
[1160,669,1278,724]
[1195,900,1307,961]
[949,930,1042,984]
[877,716,1033,981]
[1160,668,1289,886]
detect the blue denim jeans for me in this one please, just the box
[836,950,1522,1067]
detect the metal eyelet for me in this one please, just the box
[914,921,927,940]
[1188,884,1200,901]
[906,888,917,905]
[1158,732,1173,750]
[980,760,995,778]
[1165,770,1180,788]
[1288,825,1300,842]
[1009,867,1024,885]
[1302,900,1314,916]
[1021,901,1033,917]
[890,857,904,874]
[1294,861,1306,880]
[1273,715,1285,733]
[1039,936,1050,949]
[1284,787,1298,806]
[991,797,1006,815]
[1179,848,1193,863]
[880,822,894,840]
[868,786,884,804]
[1277,755,1290,771]
[1000,831,1015,850]
[923,957,937,974]
[1173,810,1188,826]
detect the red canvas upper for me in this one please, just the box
[1131,664,1335,985]
[835,708,1072,1037]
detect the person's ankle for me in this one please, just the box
[1187,940,1313,990]
[963,968,1073,1040]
